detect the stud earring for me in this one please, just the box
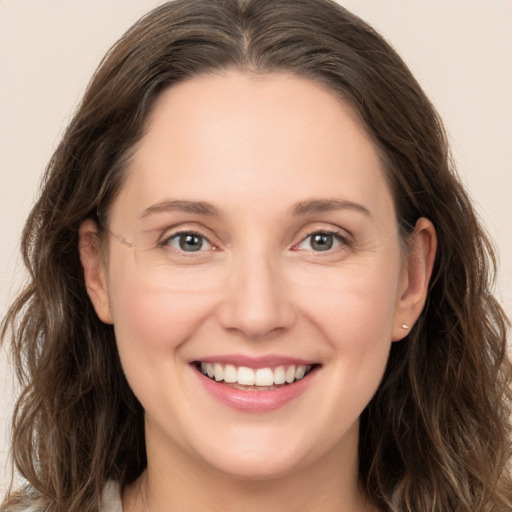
[401,324,410,330]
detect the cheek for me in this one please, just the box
[105,242,214,350]
[292,259,401,344]
[106,260,217,396]
[108,275,220,424]
[313,282,396,408]
[292,260,400,397]
[110,283,212,351]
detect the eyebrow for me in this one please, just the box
[139,198,370,219]
[290,198,371,217]
[140,199,221,218]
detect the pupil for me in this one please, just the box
[179,234,203,251]
[311,233,333,251]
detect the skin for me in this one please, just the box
[80,71,436,512]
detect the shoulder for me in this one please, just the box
[1,481,122,512]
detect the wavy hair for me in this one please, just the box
[2,0,511,510]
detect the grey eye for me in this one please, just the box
[295,231,346,252]
[179,233,204,251]
[309,233,334,251]
[166,232,211,252]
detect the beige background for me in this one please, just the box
[1,0,511,494]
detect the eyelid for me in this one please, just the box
[292,227,353,252]
[158,225,219,252]
[154,223,353,253]
[167,232,212,251]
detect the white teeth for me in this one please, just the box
[295,365,306,380]
[285,366,296,384]
[237,366,255,385]
[199,362,313,387]
[273,366,286,385]
[224,364,237,383]
[206,363,215,379]
[255,368,274,386]
[214,363,224,382]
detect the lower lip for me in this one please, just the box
[194,366,318,412]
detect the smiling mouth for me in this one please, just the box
[194,362,317,390]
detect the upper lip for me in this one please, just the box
[190,354,319,369]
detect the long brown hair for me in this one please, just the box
[2,1,511,510]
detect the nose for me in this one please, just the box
[216,251,297,340]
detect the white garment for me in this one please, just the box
[101,481,123,512]
[4,481,123,512]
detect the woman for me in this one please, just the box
[2,0,511,510]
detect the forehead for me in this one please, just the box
[111,71,394,227]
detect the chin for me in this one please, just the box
[204,449,308,482]
[183,422,331,482]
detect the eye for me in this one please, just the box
[163,232,213,252]
[295,231,348,252]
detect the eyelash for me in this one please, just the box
[160,230,216,254]
[159,228,352,255]
[293,229,353,253]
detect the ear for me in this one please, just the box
[392,217,437,341]
[78,219,113,324]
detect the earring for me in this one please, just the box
[401,324,410,330]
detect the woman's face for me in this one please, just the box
[82,71,434,481]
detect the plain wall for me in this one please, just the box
[1,0,511,494]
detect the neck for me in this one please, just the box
[122,423,378,512]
